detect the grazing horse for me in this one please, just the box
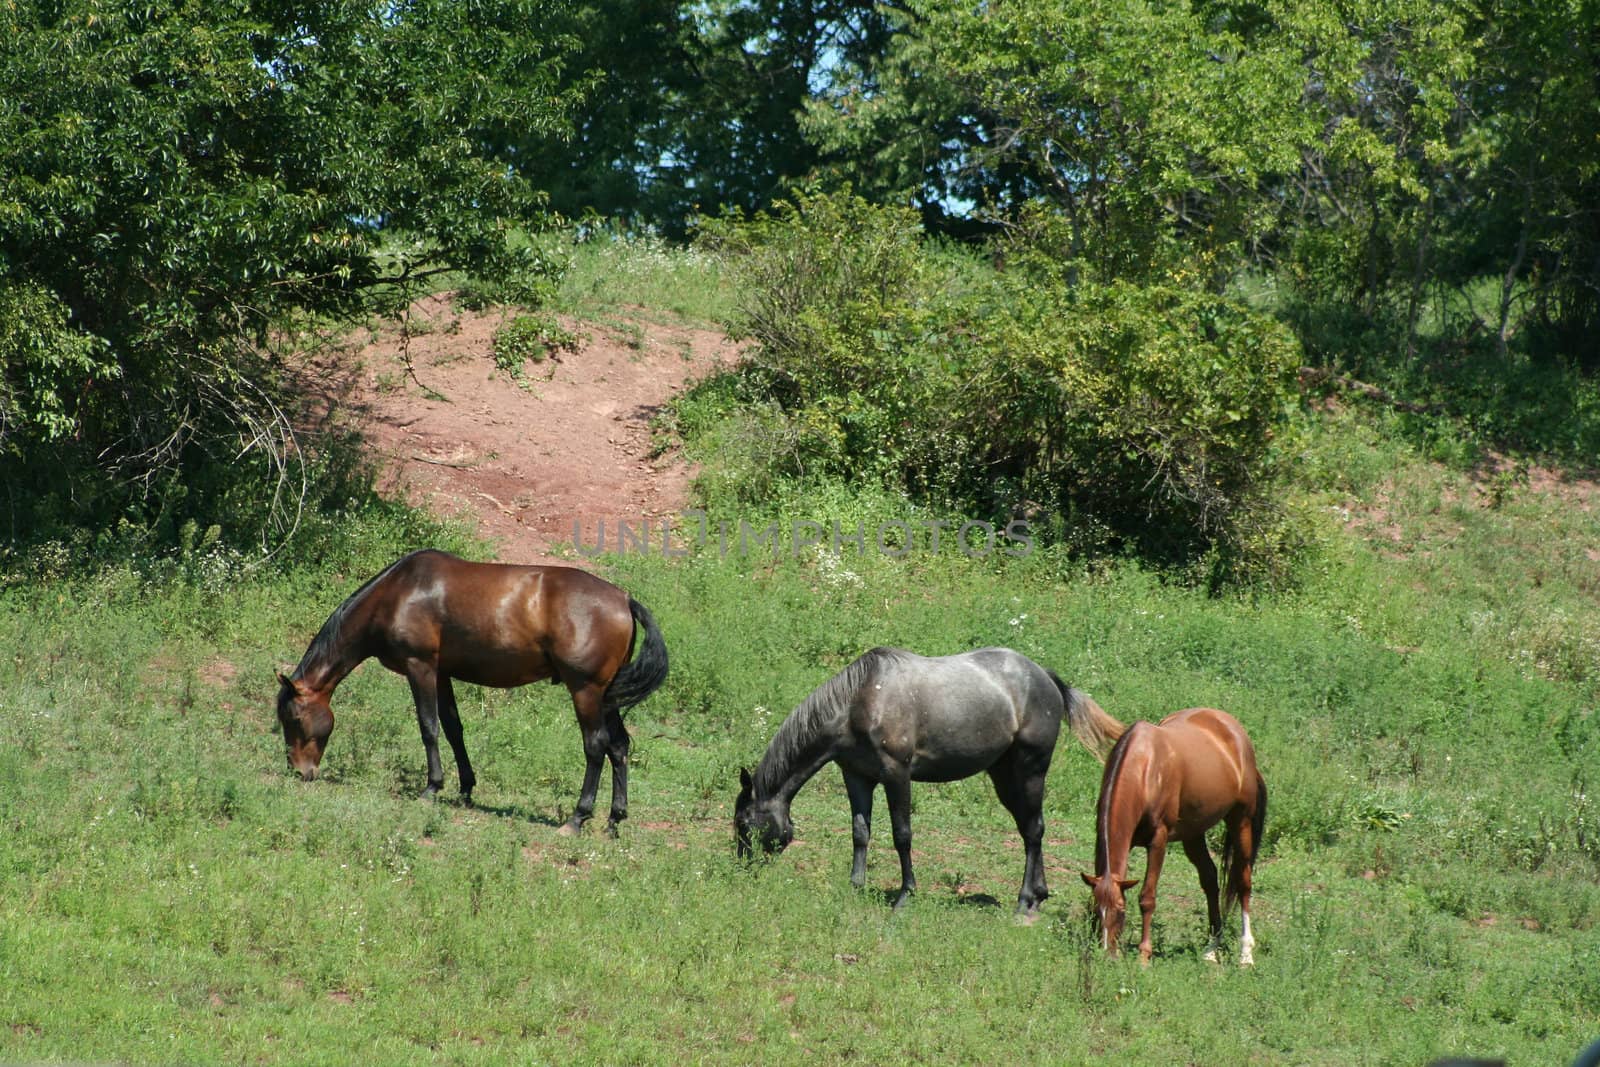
[275,549,668,834]
[1080,706,1266,965]
[733,646,1126,913]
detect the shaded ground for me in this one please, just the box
[302,293,737,563]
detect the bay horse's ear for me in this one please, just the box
[276,670,299,693]
[1118,877,1140,892]
[738,767,754,800]
[1080,871,1097,889]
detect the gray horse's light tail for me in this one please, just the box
[1046,672,1127,764]
[604,597,669,713]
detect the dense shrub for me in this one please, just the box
[692,190,1304,584]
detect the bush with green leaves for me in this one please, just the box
[691,190,1303,584]
[491,313,581,378]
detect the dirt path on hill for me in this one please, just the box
[299,293,739,563]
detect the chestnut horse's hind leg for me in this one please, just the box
[1182,836,1223,962]
[561,682,611,836]
[436,676,476,802]
[1229,808,1259,966]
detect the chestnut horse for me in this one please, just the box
[734,646,1126,913]
[276,549,668,834]
[1080,706,1266,965]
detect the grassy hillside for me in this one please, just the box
[2,243,1597,1065]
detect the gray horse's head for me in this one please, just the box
[734,767,793,858]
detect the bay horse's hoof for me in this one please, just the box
[557,818,585,836]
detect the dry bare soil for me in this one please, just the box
[302,293,738,562]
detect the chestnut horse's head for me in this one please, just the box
[276,671,334,780]
[1081,871,1140,956]
[734,767,793,859]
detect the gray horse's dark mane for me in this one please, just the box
[294,551,417,676]
[754,646,906,797]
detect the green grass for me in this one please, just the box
[3,401,1599,1064]
[553,230,736,328]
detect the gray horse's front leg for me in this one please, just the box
[883,777,916,909]
[842,770,875,888]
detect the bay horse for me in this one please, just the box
[1080,706,1266,965]
[733,646,1126,913]
[275,549,668,834]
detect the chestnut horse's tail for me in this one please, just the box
[603,597,670,714]
[1046,672,1128,764]
[1222,770,1267,914]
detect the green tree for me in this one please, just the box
[0,0,582,546]
[806,0,1313,276]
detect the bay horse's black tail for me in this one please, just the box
[1046,671,1128,764]
[1222,770,1267,914]
[604,597,669,713]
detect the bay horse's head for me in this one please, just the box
[734,767,793,859]
[276,671,334,780]
[1081,872,1140,956]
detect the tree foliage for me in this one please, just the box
[0,0,581,543]
[6,0,1597,564]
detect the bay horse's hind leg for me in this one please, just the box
[1181,836,1223,962]
[560,682,610,836]
[436,675,476,802]
[600,702,631,834]
[987,752,1050,916]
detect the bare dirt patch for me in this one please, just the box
[301,294,738,563]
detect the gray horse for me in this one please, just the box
[734,646,1124,912]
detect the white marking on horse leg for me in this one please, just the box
[1239,911,1255,967]
[1202,936,1220,964]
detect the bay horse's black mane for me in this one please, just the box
[294,551,418,676]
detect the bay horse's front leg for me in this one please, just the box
[436,675,476,802]
[1137,830,1169,965]
[841,770,876,888]
[883,776,916,909]
[405,663,447,798]
[560,682,609,836]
